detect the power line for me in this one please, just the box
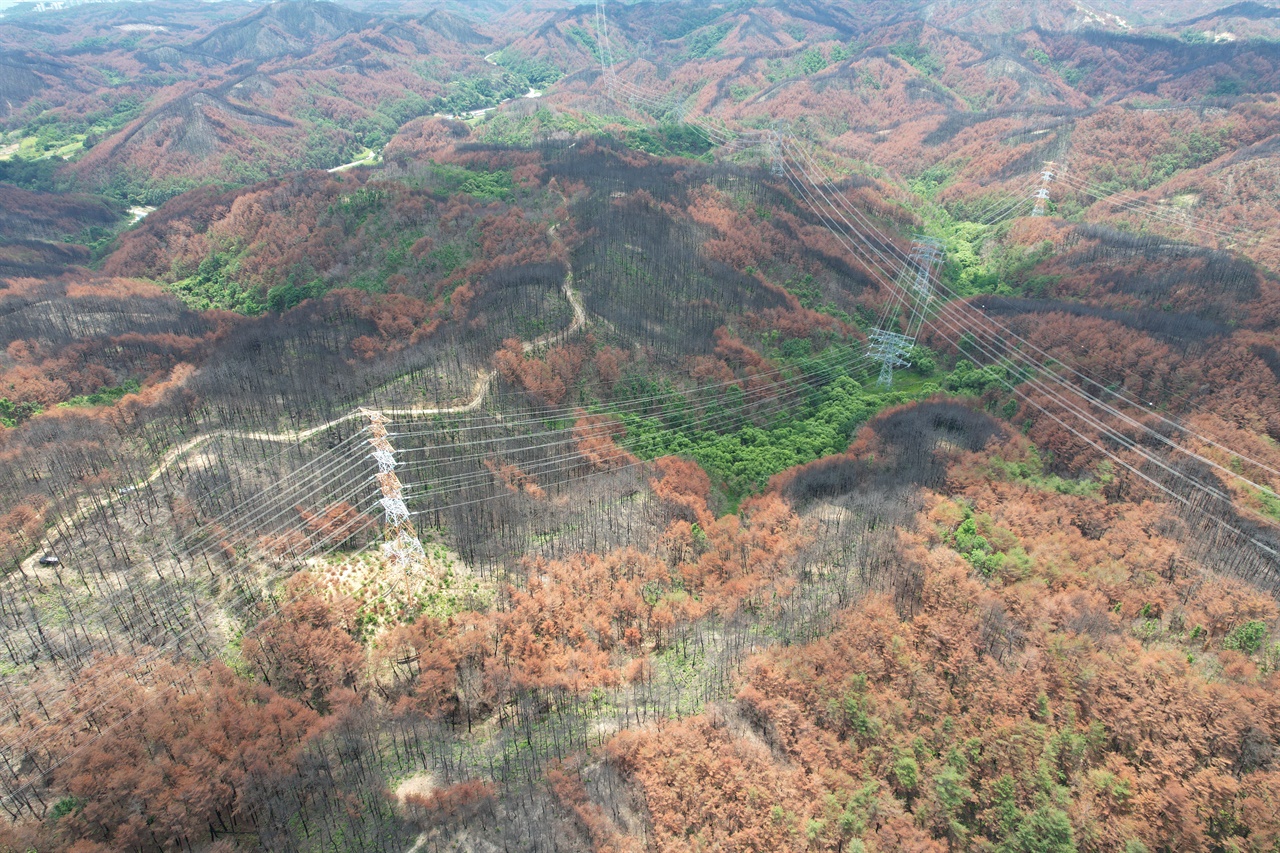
[781,136,1280,547]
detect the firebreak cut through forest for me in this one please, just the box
[6,0,1280,850]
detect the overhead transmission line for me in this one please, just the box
[9,9,1280,812]
[774,135,1280,567]
[1,334,891,812]
[780,136,1280,484]
[2,128,890,737]
[1053,169,1265,247]
[397,351,879,518]
[582,52,1280,572]
[27,109,1269,809]
[1,431,379,660]
[0,1,1024,805]
[0,501,387,816]
[3,239,896,783]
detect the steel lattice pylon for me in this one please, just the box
[363,410,425,571]
[768,130,785,177]
[905,238,943,308]
[868,329,914,387]
[870,236,945,387]
[1032,161,1056,217]
[594,0,617,98]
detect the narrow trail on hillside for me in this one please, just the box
[29,252,587,569]
[142,270,585,486]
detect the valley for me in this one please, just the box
[1,0,1280,851]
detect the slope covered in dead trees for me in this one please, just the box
[3,0,1280,851]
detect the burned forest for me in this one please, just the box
[3,0,1280,851]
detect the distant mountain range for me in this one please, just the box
[3,0,1280,199]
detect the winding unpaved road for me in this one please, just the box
[28,271,586,567]
[148,271,586,485]
[327,148,382,173]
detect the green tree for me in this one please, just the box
[1223,620,1269,654]
[1007,804,1076,853]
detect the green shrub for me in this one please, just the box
[1223,620,1269,654]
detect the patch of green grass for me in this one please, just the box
[1248,484,1280,521]
[58,379,141,408]
[614,342,955,505]
[990,446,1108,497]
[168,251,264,314]
[889,42,943,77]
[429,162,514,201]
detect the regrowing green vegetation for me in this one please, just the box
[990,446,1111,496]
[684,23,733,59]
[1026,46,1087,86]
[169,251,264,314]
[427,70,537,117]
[493,51,562,90]
[428,163,514,201]
[153,162,520,313]
[614,340,1016,505]
[58,380,142,409]
[889,41,944,77]
[622,122,715,159]
[763,41,862,81]
[0,398,44,429]
[0,94,143,165]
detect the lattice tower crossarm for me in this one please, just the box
[767,124,789,177]
[891,237,944,331]
[1032,161,1056,217]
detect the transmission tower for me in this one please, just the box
[905,237,943,306]
[593,0,617,98]
[1032,161,1056,217]
[870,237,945,387]
[767,132,784,177]
[868,329,915,387]
[363,410,425,571]
[670,94,690,123]
[767,125,787,177]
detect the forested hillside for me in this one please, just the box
[3,0,1280,851]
